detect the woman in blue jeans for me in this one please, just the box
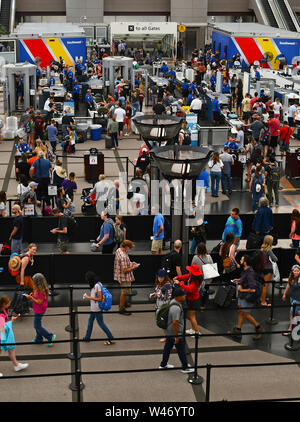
[208,152,223,197]
[83,271,115,346]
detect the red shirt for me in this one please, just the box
[176,274,200,301]
[268,118,280,137]
[250,97,258,110]
[280,125,292,143]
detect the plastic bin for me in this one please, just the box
[90,124,102,141]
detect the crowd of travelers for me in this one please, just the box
[1,44,300,378]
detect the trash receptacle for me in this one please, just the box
[84,148,104,183]
[90,124,102,141]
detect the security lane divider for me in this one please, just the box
[0,284,299,402]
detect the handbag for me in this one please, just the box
[201,262,219,280]
[270,258,280,282]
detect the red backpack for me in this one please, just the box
[35,117,44,132]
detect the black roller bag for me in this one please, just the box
[214,282,237,308]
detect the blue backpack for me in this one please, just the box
[97,282,112,311]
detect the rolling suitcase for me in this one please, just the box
[105,135,113,149]
[214,283,236,307]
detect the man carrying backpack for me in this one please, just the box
[265,155,280,208]
[51,208,70,254]
[158,286,193,373]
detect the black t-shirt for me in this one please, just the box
[13,215,23,240]
[170,250,182,279]
[17,162,31,179]
[58,215,69,241]
[62,116,74,125]
[153,103,165,115]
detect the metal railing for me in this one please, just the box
[0,281,299,402]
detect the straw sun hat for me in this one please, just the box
[8,255,22,275]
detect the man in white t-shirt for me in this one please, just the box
[114,102,126,139]
[190,95,202,123]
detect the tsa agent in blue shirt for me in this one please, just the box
[169,69,176,78]
[49,76,55,87]
[210,74,216,90]
[16,138,31,154]
[224,139,241,151]
[85,89,94,116]
[188,93,194,106]
[222,81,230,94]
[255,69,261,81]
[189,82,197,95]
[212,96,221,124]
[72,81,80,112]
[160,63,169,75]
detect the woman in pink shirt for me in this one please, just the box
[290,209,300,248]
[26,273,56,346]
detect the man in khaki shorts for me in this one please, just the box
[151,206,164,255]
[114,240,139,315]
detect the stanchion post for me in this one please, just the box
[205,364,212,402]
[69,336,84,392]
[285,302,300,351]
[265,280,278,325]
[188,332,203,385]
[65,285,73,333]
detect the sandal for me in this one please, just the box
[104,340,115,346]
[261,302,271,307]
[159,338,166,343]
[282,331,291,336]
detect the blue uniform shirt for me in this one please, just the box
[49,77,55,87]
[212,99,220,112]
[222,83,230,94]
[73,84,80,95]
[153,213,164,240]
[99,219,114,245]
[85,93,93,104]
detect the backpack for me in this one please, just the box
[222,256,236,273]
[250,146,262,164]
[253,176,263,193]
[20,189,31,206]
[35,117,44,132]
[252,251,265,274]
[161,251,176,279]
[9,287,30,316]
[113,223,124,244]
[97,282,112,311]
[67,216,78,237]
[1,242,11,256]
[183,132,191,146]
[193,223,207,244]
[25,121,31,134]
[269,165,280,183]
[155,301,181,329]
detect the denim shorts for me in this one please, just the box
[290,299,300,315]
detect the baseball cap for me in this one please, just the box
[172,286,186,298]
[29,181,38,188]
[157,269,167,278]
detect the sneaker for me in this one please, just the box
[119,307,131,316]
[228,327,242,337]
[186,329,195,335]
[124,133,129,136]
[159,364,174,369]
[14,363,29,372]
[83,337,90,342]
[47,334,56,347]
[31,339,43,344]
[181,368,194,374]
[253,325,263,340]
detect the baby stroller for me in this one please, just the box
[81,187,97,215]
[61,135,75,154]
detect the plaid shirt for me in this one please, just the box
[114,248,134,283]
